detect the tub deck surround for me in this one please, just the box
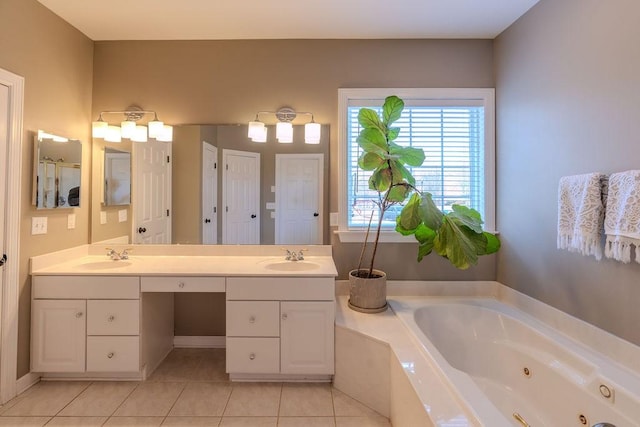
[335,282,640,427]
[30,244,338,277]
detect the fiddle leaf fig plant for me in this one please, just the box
[355,95,500,277]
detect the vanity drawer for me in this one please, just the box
[227,301,279,337]
[33,276,140,299]
[86,336,139,372]
[140,276,225,293]
[87,300,139,336]
[226,277,334,301]
[226,337,279,374]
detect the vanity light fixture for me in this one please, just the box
[248,107,321,144]
[92,105,173,142]
[37,130,69,143]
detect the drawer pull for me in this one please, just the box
[178,282,185,288]
[75,312,83,318]
[107,352,115,359]
[282,313,288,320]
[107,315,115,322]
[249,353,256,360]
[249,316,256,323]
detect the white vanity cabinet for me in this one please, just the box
[226,277,335,379]
[31,276,140,374]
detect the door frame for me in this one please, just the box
[201,142,217,244]
[0,67,24,403]
[275,153,324,245]
[221,149,260,244]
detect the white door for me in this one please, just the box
[280,301,334,375]
[222,149,260,244]
[31,300,86,372]
[133,139,172,244]
[202,143,217,244]
[0,83,8,283]
[275,154,323,244]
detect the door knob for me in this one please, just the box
[0,254,6,267]
[204,218,211,223]
[313,212,319,217]
[138,227,147,233]
[251,214,257,218]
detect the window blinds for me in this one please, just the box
[347,105,485,228]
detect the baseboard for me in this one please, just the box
[16,372,40,395]
[173,336,226,348]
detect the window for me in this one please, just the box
[337,88,495,242]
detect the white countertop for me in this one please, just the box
[30,245,338,277]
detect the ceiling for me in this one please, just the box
[38,0,540,41]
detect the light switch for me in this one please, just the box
[271,186,276,193]
[330,212,339,226]
[31,217,48,235]
[118,209,127,222]
[67,214,76,229]
[270,211,276,219]
[100,211,107,225]
[266,202,275,210]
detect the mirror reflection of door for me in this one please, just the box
[275,154,323,244]
[56,164,80,207]
[202,142,217,244]
[133,139,172,244]
[222,149,260,244]
[104,149,131,206]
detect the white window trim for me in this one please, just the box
[336,88,496,243]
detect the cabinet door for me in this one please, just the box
[32,300,86,372]
[280,301,334,375]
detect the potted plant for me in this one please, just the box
[348,95,500,313]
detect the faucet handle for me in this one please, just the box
[121,248,132,259]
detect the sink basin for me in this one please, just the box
[262,261,320,272]
[76,260,132,270]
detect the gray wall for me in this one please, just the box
[495,0,640,346]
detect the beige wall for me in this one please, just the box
[92,39,497,280]
[495,0,640,346]
[0,0,94,377]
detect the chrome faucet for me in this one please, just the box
[283,249,306,261]
[106,248,131,260]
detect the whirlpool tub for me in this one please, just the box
[389,296,640,426]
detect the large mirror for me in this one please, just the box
[90,124,329,245]
[32,131,82,209]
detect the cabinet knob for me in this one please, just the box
[178,282,185,288]
[282,313,288,320]
[75,312,83,318]
[107,352,114,359]
[249,353,256,360]
[249,316,256,323]
[107,315,115,322]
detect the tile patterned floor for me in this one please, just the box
[0,349,391,426]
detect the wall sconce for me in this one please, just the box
[248,107,321,144]
[92,105,173,143]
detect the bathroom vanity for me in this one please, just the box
[30,245,337,382]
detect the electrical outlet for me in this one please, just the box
[118,209,127,222]
[100,211,107,225]
[67,214,76,229]
[31,217,48,235]
[330,212,338,226]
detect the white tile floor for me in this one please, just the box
[0,349,391,426]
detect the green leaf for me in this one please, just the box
[398,193,422,230]
[387,127,400,142]
[449,205,484,233]
[415,225,436,262]
[434,217,486,269]
[397,147,425,167]
[357,128,387,154]
[480,232,501,255]
[387,184,409,202]
[389,160,415,186]
[358,152,384,171]
[369,167,392,192]
[382,96,404,126]
[358,108,383,131]
[419,193,444,230]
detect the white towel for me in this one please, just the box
[557,173,606,260]
[604,170,640,263]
